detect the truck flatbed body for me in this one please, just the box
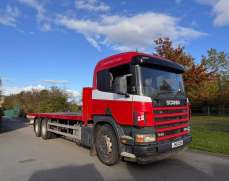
[29,112,82,121]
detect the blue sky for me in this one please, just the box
[1,0,229,97]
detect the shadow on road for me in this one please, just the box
[28,164,104,181]
[126,158,228,181]
[27,158,229,181]
[0,117,28,134]
[212,163,229,181]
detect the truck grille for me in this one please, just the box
[153,106,190,142]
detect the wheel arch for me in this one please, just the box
[93,116,125,154]
[33,117,38,126]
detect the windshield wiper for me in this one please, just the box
[151,90,185,98]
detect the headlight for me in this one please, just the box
[135,134,156,143]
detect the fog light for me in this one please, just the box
[135,134,156,143]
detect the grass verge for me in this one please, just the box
[189,116,229,155]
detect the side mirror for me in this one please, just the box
[113,76,129,97]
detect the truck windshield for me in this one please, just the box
[140,66,185,98]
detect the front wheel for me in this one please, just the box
[95,125,119,166]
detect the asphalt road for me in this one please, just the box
[0,118,229,181]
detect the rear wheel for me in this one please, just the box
[41,118,52,140]
[95,125,119,165]
[34,118,41,137]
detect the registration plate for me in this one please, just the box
[172,140,183,148]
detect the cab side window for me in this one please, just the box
[97,64,135,94]
[97,70,112,92]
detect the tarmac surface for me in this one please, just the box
[0,117,229,181]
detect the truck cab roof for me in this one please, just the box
[93,52,184,88]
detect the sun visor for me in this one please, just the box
[132,55,185,73]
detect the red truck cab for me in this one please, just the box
[29,52,192,165]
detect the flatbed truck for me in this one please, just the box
[28,52,192,165]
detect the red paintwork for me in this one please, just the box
[91,99,153,126]
[82,87,93,125]
[133,101,154,126]
[92,52,168,89]
[156,123,189,133]
[154,112,188,118]
[92,99,133,126]
[154,118,189,126]
[29,113,82,121]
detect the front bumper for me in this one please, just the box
[132,134,192,163]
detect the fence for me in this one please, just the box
[3,106,20,118]
[191,104,229,116]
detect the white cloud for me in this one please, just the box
[197,0,229,26]
[75,0,110,12]
[42,80,69,84]
[18,0,52,31]
[196,0,219,5]
[19,0,44,19]
[213,0,229,26]
[66,89,81,98]
[85,35,101,51]
[66,89,82,104]
[41,22,52,31]
[175,0,183,4]
[0,6,20,27]
[3,85,45,95]
[57,12,205,51]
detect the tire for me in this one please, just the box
[95,124,119,166]
[34,118,41,137]
[41,118,52,140]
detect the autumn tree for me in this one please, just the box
[154,37,194,69]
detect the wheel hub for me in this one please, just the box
[42,124,46,135]
[35,123,39,133]
[104,135,112,154]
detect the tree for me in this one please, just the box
[154,38,194,69]
[0,79,3,120]
[201,49,229,113]
[202,48,229,77]
[2,87,80,116]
